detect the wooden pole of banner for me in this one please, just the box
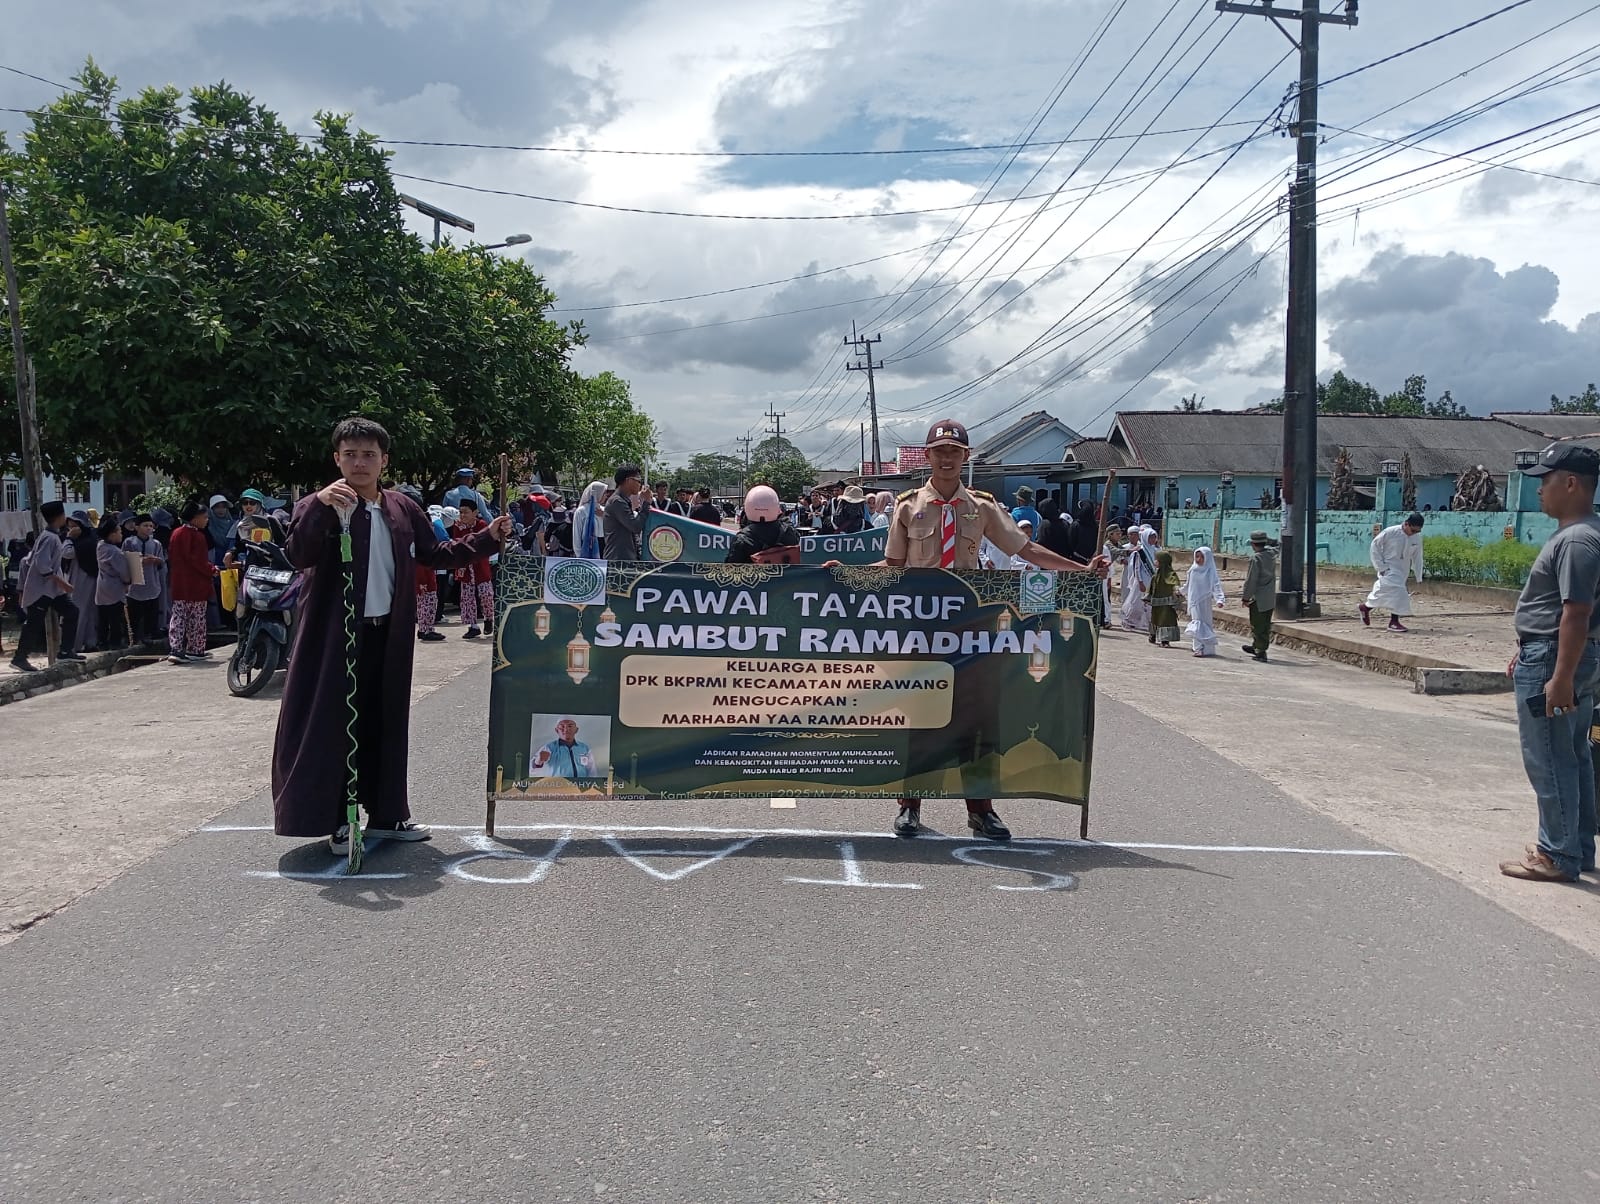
[486,453,511,837]
[1081,469,1117,842]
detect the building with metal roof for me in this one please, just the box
[1053,410,1551,514]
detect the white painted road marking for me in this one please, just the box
[205,822,1404,859]
[786,841,923,889]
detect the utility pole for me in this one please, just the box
[736,430,753,484]
[764,404,786,442]
[845,321,884,472]
[0,181,44,535]
[1219,0,1357,619]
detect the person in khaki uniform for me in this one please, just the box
[1239,530,1278,662]
[882,418,1107,841]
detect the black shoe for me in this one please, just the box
[483,622,494,636]
[418,630,446,642]
[1241,644,1258,657]
[968,811,1011,841]
[365,819,432,843]
[10,657,39,673]
[1253,651,1269,663]
[56,650,86,662]
[463,627,481,640]
[893,805,922,837]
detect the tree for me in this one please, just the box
[681,452,745,495]
[1326,447,1360,509]
[561,371,658,486]
[746,453,816,501]
[1400,452,1417,512]
[0,60,642,501]
[1424,388,1468,418]
[1174,392,1205,412]
[1551,383,1600,414]
[1377,373,1429,418]
[1317,370,1381,414]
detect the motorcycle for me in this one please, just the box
[227,536,301,697]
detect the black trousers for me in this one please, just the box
[350,617,391,820]
[16,594,78,660]
[127,597,158,642]
[98,602,129,649]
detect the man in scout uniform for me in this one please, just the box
[1240,530,1278,662]
[883,418,1107,842]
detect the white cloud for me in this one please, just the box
[8,0,1600,464]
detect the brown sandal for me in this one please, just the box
[1500,849,1576,882]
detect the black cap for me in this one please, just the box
[925,419,970,449]
[39,500,65,521]
[1525,442,1600,478]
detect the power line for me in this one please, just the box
[1315,0,1537,93]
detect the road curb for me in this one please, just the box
[1413,667,1514,696]
[0,635,235,707]
[1205,606,1466,683]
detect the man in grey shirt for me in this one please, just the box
[603,463,647,561]
[1501,442,1600,883]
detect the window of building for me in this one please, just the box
[2,478,18,511]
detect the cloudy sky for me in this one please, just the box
[7,0,1600,469]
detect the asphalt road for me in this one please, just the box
[4,665,1598,1203]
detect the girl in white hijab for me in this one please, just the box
[1119,526,1154,632]
[1183,545,1225,657]
[572,481,607,560]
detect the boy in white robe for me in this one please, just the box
[1360,513,1425,632]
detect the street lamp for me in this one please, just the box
[399,192,476,248]
[1379,458,1401,477]
[1514,448,1540,471]
[480,233,532,252]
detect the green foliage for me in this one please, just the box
[680,452,745,495]
[1422,534,1538,588]
[1550,383,1600,414]
[0,60,647,501]
[1310,372,1467,418]
[1174,392,1204,412]
[747,452,816,501]
[129,482,188,515]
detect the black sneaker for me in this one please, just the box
[329,824,353,855]
[967,811,1012,841]
[365,819,432,843]
[418,630,446,642]
[893,805,922,838]
[166,653,191,665]
[462,627,481,640]
[10,657,39,673]
[56,650,86,662]
[190,650,214,660]
[1241,644,1258,657]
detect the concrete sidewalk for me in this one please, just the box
[4,631,495,941]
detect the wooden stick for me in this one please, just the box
[1094,469,1119,554]
[498,453,511,552]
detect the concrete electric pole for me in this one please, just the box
[736,431,753,484]
[1217,0,1358,619]
[764,404,786,442]
[845,321,884,473]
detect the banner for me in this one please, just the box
[487,558,1100,805]
[643,508,887,565]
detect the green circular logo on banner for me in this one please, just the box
[648,526,684,562]
[547,560,605,605]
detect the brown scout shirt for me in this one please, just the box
[885,481,1028,569]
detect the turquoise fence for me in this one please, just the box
[1163,508,1557,566]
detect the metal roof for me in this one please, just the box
[973,410,1079,462]
[1110,411,1538,477]
[1488,413,1600,447]
[1061,438,1132,470]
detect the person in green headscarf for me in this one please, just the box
[1148,549,1181,647]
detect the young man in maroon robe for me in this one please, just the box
[271,417,511,853]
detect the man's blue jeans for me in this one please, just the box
[1514,639,1600,876]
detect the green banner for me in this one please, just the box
[487,558,1100,804]
[643,509,888,564]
